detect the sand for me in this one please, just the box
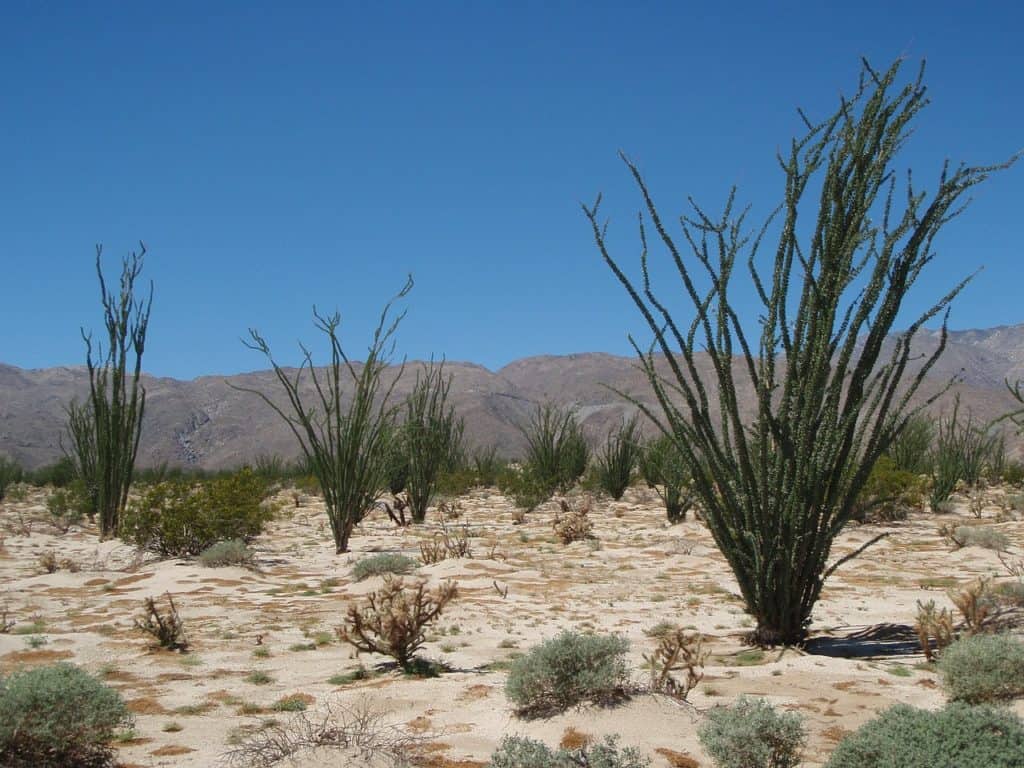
[1,483,1021,767]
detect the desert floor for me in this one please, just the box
[1,484,1022,767]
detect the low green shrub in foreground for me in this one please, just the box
[698,696,805,768]
[351,553,418,581]
[938,632,1024,704]
[0,663,132,768]
[489,734,649,768]
[505,630,629,716]
[825,702,1024,768]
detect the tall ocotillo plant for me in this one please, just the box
[594,415,642,500]
[404,361,465,523]
[586,59,1015,645]
[66,245,152,538]
[639,433,695,523]
[518,402,590,493]
[236,278,411,553]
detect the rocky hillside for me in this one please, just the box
[2,324,1024,470]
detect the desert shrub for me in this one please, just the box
[948,577,998,635]
[352,553,418,581]
[46,484,88,532]
[505,631,630,716]
[336,576,457,670]
[887,414,934,475]
[435,466,480,498]
[552,497,594,544]
[121,468,271,556]
[937,633,1024,704]
[638,434,695,523]
[943,524,1009,552]
[698,696,805,768]
[198,539,254,568]
[851,456,925,522]
[913,599,954,662]
[135,593,188,651]
[489,734,649,768]
[643,627,707,700]
[499,465,552,512]
[0,662,133,768]
[593,417,641,500]
[0,456,23,501]
[824,702,1024,768]
[26,456,76,488]
[1002,461,1024,486]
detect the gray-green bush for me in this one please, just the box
[352,553,418,581]
[489,734,650,768]
[0,662,133,768]
[938,633,1024,704]
[698,696,805,768]
[950,525,1010,552]
[824,702,1024,768]
[198,539,254,568]
[505,631,629,716]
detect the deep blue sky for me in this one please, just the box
[1,2,1021,379]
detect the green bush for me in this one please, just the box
[638,434,695,523]
[887,414,934,475]
[498,465,552,512]
[121,468,271,556]
[473,445,504,487]
[698,696,805,768]
[351,553,418,581]
[46,482,91,531]
[0,456,23,500]
[824,702,1024,768]
[851,456,925,523]
[0,663,132,767]
[198,539,254,568]
[27,457,76,488]
[937,633,1024,704]
[505,631,629,716]
[489,734,649,768]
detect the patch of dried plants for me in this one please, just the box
[914,599,954,662]
[552,497,594,544]
[135,593,189,651]
[336,576,457,670]
[221,697,425,768]
[642,626,708,701]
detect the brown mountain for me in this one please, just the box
[2,324,1023,470]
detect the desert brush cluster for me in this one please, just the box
[1,58,1023,767]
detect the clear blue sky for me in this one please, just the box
[1,1,1021,379]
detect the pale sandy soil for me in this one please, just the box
[1,484,1022,767]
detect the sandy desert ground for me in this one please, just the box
[1,483,1022,767]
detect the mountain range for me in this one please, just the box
[3,324,1024,470]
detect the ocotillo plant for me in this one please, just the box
[639,433,695,523]
[236,278,411,554]
[594,415,641,500]
[887,413,934,476]
[930,397,1000,508]
[403,361,465,523]
[65,245,152,538]
[518,402,589,494]
[586,59,1015,644]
